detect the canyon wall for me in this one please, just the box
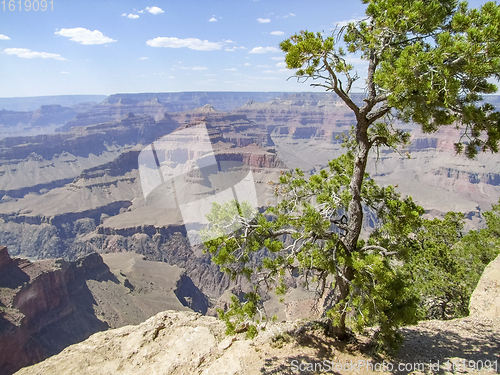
[0,247,208,374]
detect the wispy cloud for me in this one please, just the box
[225,46,246,52]
[124,13,139,19]
[335,16,365,28]
[145,6,164,15]
[55,28,116,45]
[60,71,70,74]
[270,31,285,36]
[283,13,296,18]
[3,47,66,60]
[180,66,209,71]
[0,34,10,40]
[344,55,369,66]
[209,17,217,22]
[249,46,280,54]
[224,68,238,71]
[147,37,222,51]
[271,56,283,60]
[257,18,270,23]
[138,57,149,60]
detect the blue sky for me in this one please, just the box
[0,0,492,97]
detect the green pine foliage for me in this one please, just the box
[203,161,500,350]
[203,0,500,351]
[203,151,424,349]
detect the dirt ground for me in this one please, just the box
[253,316,500,375]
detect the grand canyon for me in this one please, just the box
[1,92,499,374]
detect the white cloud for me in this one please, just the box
[283,13,296,18]
[3,47,66,60]
[180,66,208,71]
[257,18,270,23]
[138,10,144,13]
[209,17,217,22]
[60,71,70,74]
[276,62,286,68]
[147,37,222,51]
[225,46,246,52]
[270,31,285,36]
[138,57,149,60]
[224,39,235,44]
[271,56,283,60]
[335,17,365,28]
[248,75,279,80]
[127,14,139,19]
[244,63,251,66]
[0,34,10,40]
[249,46,280,54]
[344,55,369,67]
[146,6,164,15]
[55,28,116,45]
[224,68,238,71]
[263,70,276,73]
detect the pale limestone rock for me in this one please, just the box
[469,252,500,317]
[15,311,225,375]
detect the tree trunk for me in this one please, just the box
[331,124,370,339]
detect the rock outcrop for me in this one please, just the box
[13,309,500,375]
[469,252,500,317]
[0,248,208,375]
[0,248,110,374]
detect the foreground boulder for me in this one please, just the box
[469,252,500,317]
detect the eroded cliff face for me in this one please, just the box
[0,247,110,374]
[0,247,209,375]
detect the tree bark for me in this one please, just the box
[331,121,371,339]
